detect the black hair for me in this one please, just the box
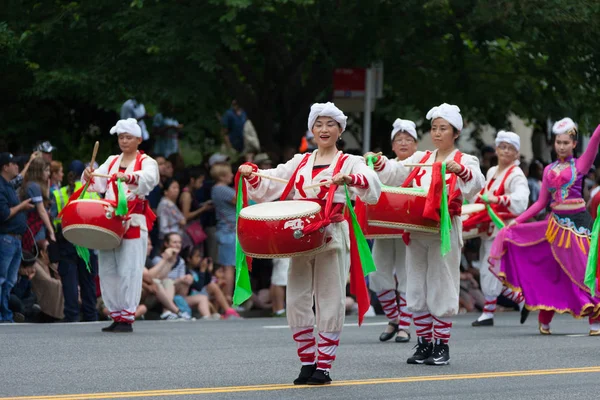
[162,178,178,195]
[178,166,206,188]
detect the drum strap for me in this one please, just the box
[279,153,311,201]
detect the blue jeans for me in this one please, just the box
[0,234,23,322]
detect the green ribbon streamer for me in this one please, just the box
[74,180,92,272]
[115,179,129,217]
[233,176,252,306]
[344,185,376,276]
[481,193,506,229]
[440,162,452,256]
[584,202,600,295]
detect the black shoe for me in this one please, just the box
[101,321,118,332]
[293,364,316,385]
[395,329,411,343]
[112,322,133,333]
[13,312,25,323]
[520,306,530,324]
[407,337,433,364]
[306,369,332,385]
[424,340,450,365]
[472,318,494,327]
[379,322,399,342]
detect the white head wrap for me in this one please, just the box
[307,102,348,133]
[495,130,520,152]
[110,118,142,138]
[552,117,577,136]
[391,118,417,141]
[426,103,463,131]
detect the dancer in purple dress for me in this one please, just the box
[489,118,600,335]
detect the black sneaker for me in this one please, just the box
[101,321,118,332]
[112,322,133,333]
[406,337,433,364]
[307,369,332,385]
[293,364,316,385]
[424,340,450,365]
[472,318,493,327]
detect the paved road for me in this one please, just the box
[1,312,599,399]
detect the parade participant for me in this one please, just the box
[368,103,484,365]
[238,102,381,385]
[369,118,418,343]
[82,118,159,333]
[489,118,600,335]
[469,131,530,327]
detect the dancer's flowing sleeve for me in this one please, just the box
[245,154,304,202]
[346,157,382,204]
[515,166,551,223]
[130,157,160,198]
[576,124,600,174]
[81,156,116,194]
[455,154,485,201]
[504,171,530,215]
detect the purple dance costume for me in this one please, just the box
[489,125,600,319]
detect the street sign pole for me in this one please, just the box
[362,67,374,154]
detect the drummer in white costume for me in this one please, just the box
[82,118,159,333]
[471,131,530,327]
[239,102,381,385]
[369,103,484,365]
[370,119,418,343]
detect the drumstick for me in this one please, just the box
[92,172,112,179]
[251,172,288,184]
[403,163,433,168]
[90,141,99,169]
[304,180,333,190]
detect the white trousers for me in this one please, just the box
[287,222,350,332]
[369,238,406,293]
[478,237,503,298]
[98,234,147,322]
[405,216,462,318]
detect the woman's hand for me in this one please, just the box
[238,165,254,177]
[83,167,94,181]
[445,160,462,174]
[332,173,352,186]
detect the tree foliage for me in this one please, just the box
[1,0,599,159]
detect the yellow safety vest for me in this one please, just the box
[53,181,100,227]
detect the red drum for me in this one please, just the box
[366,187,439,234]
[61,199,128,250]
[364,224,404,240]
[461,204,490,240]
[237,200,326,259]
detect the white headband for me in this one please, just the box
[307,102,348,133]
[426,103,463,131]
[391,118,417,141]
[495,130,520,152]
[552,117,577,137]
[110,118,142,138]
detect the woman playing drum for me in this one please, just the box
[470,131,530,327]
[82,118,159,333]
[368,103,484,365]
[369,118,419,343]
[238,102,381,385]
[489,118,600,335]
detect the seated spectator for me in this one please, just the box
[184,246,240,319]
[9,253,39,322]
[149,233,192,320]
[210,163,237,301]
[157,178,186,240]
[30,244,64,321]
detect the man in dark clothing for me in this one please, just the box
[0,153,34,322]
[220,100,247,153]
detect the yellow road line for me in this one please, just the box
[4,366,600,400]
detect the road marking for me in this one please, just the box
[263,321,388,329]
[3,366,600,399]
